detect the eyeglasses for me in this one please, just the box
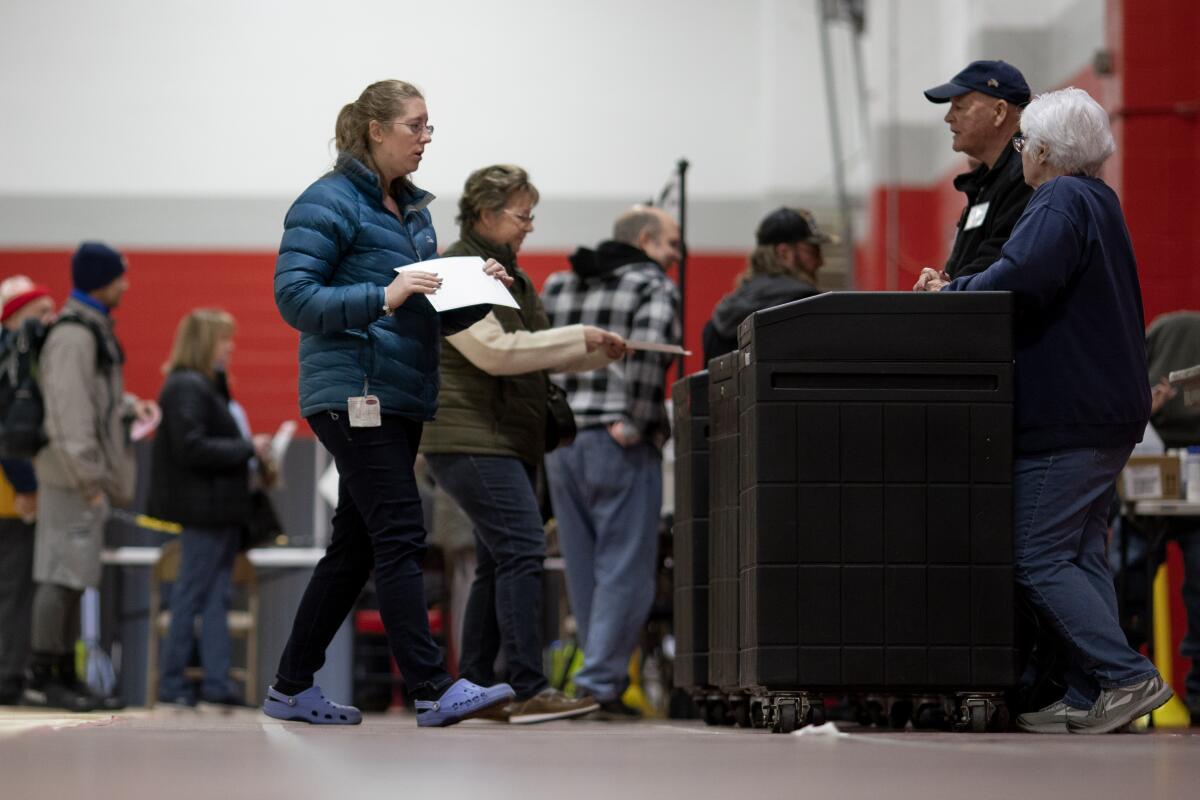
[1013,135,1028,153]
[504,209,535,226]
[392,120,434,136]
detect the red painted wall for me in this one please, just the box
[0,249,745,434]
[1113,0,1200,702]
[1111,0,1200,324]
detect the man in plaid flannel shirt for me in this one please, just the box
[541,205,681,716]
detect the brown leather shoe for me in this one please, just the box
[508,689,600,725]
[474,701,513,722]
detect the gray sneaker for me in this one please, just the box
[1068,674,1174,735]
[1016,699,1088,734]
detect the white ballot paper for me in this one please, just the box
[625,340,692,356]
[395,256,519,312]
[271,420,297,465]
[1169,364,1200,408]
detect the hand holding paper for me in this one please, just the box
[395,256,518,312]
[386,268,442,309]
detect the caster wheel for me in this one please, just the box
[889,699,913,730]
[732,699,751,728]
[807,703,826,727]
[701,700,723,726]
[750,700,766,728]
[859,699,887,728]
[968,704,988,732]
[774,703,799,734]
[989,703,1010,732]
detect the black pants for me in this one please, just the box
[276,411,451,698]
[0,517,35,683]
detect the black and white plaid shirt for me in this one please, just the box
[542,260,681,448]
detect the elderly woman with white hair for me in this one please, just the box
[915,87,1172,734]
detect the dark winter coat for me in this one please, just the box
[147,369,254,527]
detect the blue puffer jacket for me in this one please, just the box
[274,153,488,420]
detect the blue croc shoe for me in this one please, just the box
[415,679,515,728]
[262,685,362,725]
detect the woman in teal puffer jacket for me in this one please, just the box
[264,79,516,728]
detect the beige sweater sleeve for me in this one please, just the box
[446,312,616,376]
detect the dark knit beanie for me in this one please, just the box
[72,241,126,293]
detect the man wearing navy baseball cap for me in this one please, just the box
[924,60,1034,280]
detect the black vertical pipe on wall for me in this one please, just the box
[676,158,689,382]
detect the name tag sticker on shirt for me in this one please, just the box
[347,395,382,428]
[964,201,991,231]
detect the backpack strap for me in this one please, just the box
[51,311,122,370]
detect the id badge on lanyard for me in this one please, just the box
[347,378,381,427]
[964,201,990,231]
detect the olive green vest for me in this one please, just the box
[421,230,550,466]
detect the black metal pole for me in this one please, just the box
[676,158,689,381]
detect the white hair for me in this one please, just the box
[1020,87,1115,177]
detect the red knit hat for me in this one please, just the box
[1,285,53,323]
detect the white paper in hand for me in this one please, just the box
[270,420,297,465]
[395,256,518,312]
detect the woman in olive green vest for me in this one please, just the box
[422,165,624,724]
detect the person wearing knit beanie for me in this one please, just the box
[1,285,55,327]
[71,242,128,306]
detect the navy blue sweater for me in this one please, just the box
[942,175,1149,454]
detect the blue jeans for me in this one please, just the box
[1014,445,1158,708]
[159,525,239,701]
[426,454,548,700]
[545,428,661,702]
[276,412,451,699]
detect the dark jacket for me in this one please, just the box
[1146,311,1200,448]
[702,274,820,364]
[420,229,551,467]
[273,153,489,420]
[147,369,254,528]
[944,141,1034,279]
[942,175,1150,454]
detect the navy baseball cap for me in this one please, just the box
[924,60,1031,106]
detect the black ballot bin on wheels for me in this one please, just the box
[671,370,712,710]
[705,352,748,725]
[730,291,1018,733]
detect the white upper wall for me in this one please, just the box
[0,0,1105,247]
[0,0,833,202]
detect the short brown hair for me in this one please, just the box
[163,308,236,380]
[457,164,540,229]
[335,80,424,178]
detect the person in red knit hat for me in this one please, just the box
[0,275,56,705]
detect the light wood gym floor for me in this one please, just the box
[1,706,1197,800]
